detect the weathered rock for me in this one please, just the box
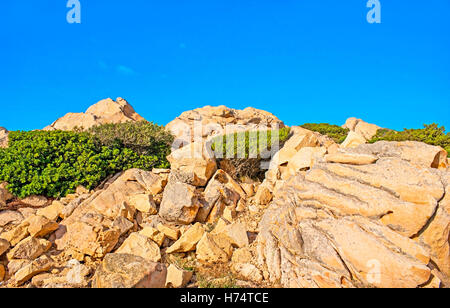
[0,238,10,256]
[56,169,162,258]
[347,141,448,169]
[14,255,53,286]
[116,233,161,262]
[20,195,48,207]
[167,142,217,186]
[165,264,193,288]
[45,97,144,131]
[157,224,180,241]
[7,237,51,260]
[128,194,157,215]
[342,117,381,141]
[254,183,273,206]
[27,215,59,238]
[341,131,367,148]
[112,217,134,236]
[282,147,327,179]
[0,210,24,227]
[36,201,64,221]
[212,221,249,248]
[196,233,230,264]
[197,169,245,223]
[92,253,167,288]
[166,223,205,254]
[159,181,201,225]
[140,227,165,247]
[167,105,285,146]
[233,263,263,283]
[418,171,450,277]
[0,221,30,246]
[256,143,447,288]
[325,152,378,165]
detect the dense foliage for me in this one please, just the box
[0,129,172,198]
[210,128,291,180]
[369,124,450,157]
[300,123,349,144]
[210,127,291,159]
[88,121,174,163]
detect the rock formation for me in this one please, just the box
[44,97,144,131]
[0,128,8,148]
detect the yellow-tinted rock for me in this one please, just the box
[128,194,157,215]
[140,227,165,247]
[0,221,30,246]
[166,223,205,254]
[36,201,64,221]
[27,215,59,238]
[157,224,180,241]
[7,237,52,260]
[196,233,229,264]
[14,255,52,286]
[165,264,193,288]
[116,233,161,262]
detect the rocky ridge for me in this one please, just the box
[0,100,449,288]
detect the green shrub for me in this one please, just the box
[210,127,291,159]
[369,124,450,157]
[300,123,349,144]
[0,130,170,198]
[210,128,291,180]
[88,121,174,165]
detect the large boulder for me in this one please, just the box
[166,105,285,147]
[256,141,449,288]
[167,142,217,187]
[92,253,167,288]
[44,97,144,131]
[342,117,381,141]
[159,180,201,225]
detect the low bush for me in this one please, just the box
[369,123,450,156]
[300,123,349,144]
[0,129,171,198]
[87,121,174,163]
[210,128,291,180]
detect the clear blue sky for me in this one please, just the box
[1,1,449,131]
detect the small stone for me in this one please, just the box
[14,255,53,286]
[140,227,165,247]
[112,217,134,235]
[166,223,205,254]
[128,194,157,215]
[157,223,180,241]
[7,237,52,260]
[116,233,161,262]
[20,195,48,207]
[165,264,193,288]
[196,233,230,264]
[0,221,30,246]
[27,215,59,238]
[0,238,10,256]
[36,201,64,221]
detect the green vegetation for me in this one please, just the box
[210,128,291,180]
[0,128,172,198]
[88,121,174,164]
[197,275,240,289]
[211,127,291,159]
[300,123,349,144]
[369,124,450,157]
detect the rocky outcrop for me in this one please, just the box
[166,105,285,147]
[44,98,144,131]
[257,142,449,288]
[342,117,381,141]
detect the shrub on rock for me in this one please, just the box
[369,123,450,157]
[300,123,349,144]
[0,130,170,198]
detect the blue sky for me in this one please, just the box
[1,1,449,131]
